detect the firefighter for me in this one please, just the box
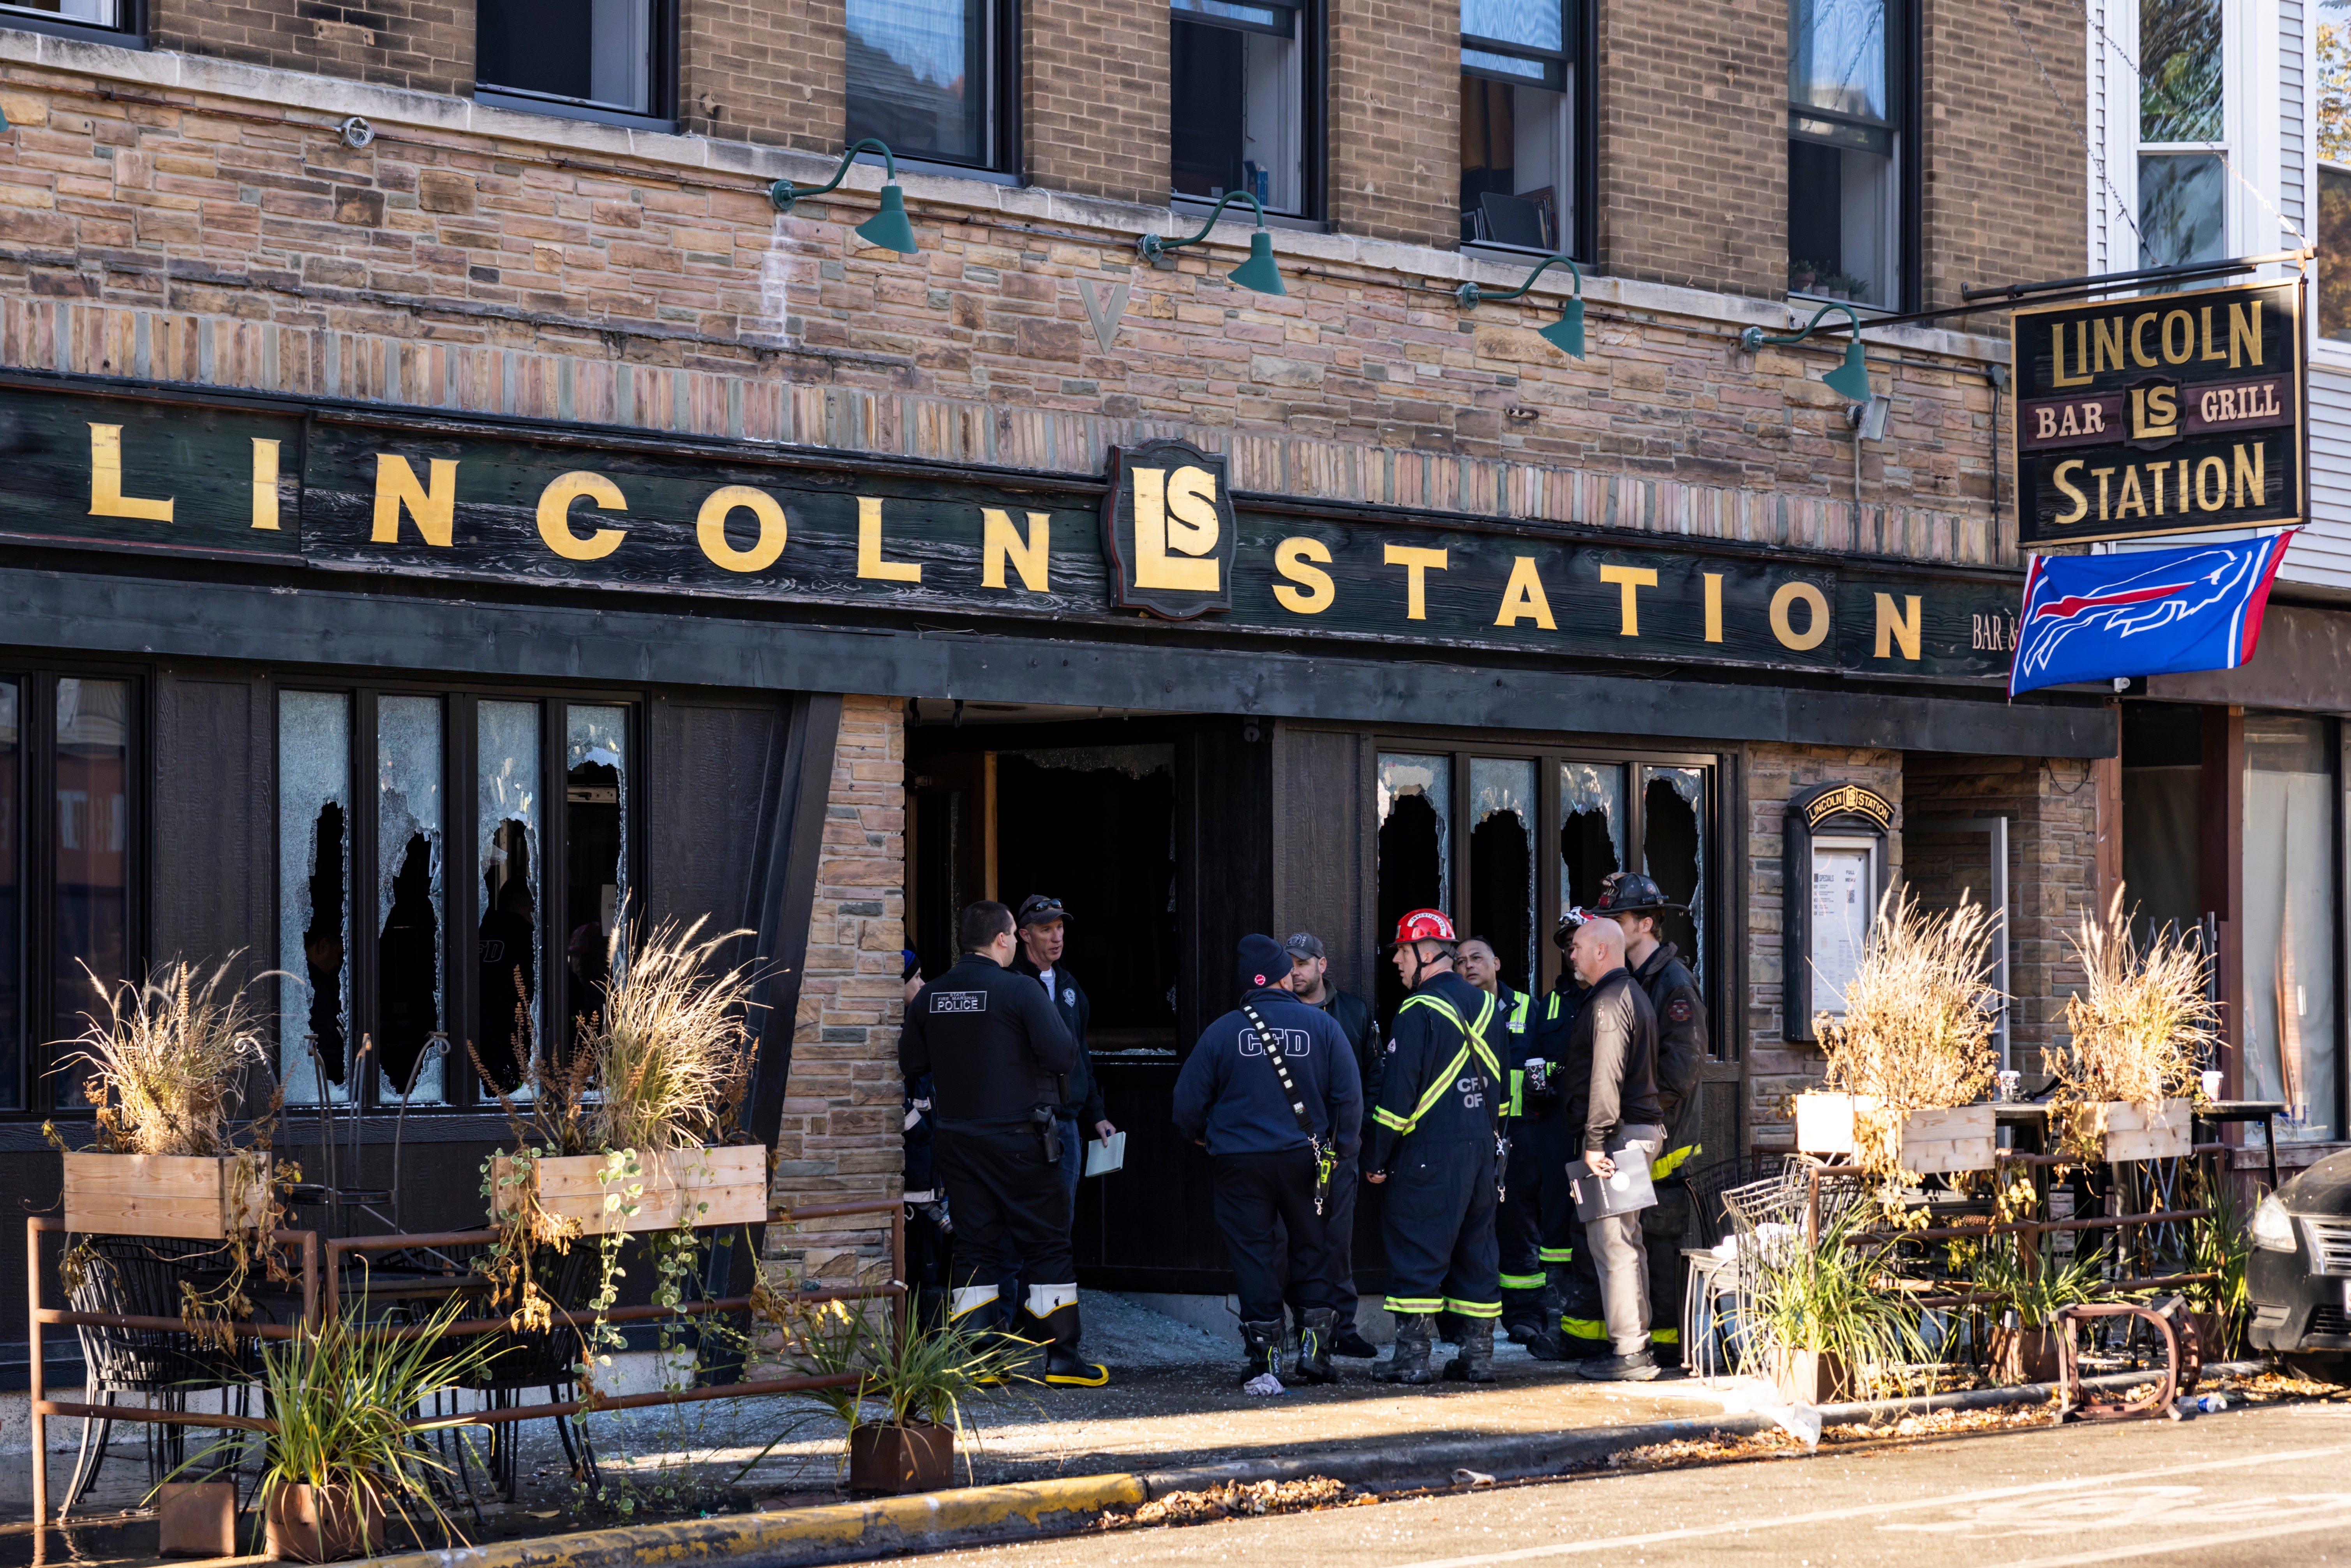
[1363,910,1504,1386]
[1282,931,1385,1360]
[1454,937,1543,1342]
[1593,871,1708,1367]
[898,900,1108,1386]
[1519,910,1603,1360]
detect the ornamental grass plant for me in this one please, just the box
[1813,887,2005,1178]
[62,956,274,1157]
[2052,887,2217,1151]
[1748,1202,1933,1398]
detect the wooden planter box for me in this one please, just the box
[492,1144,766,1235]
[1794,1094,1996,1175]
[61,1152,270,1240]
[2080,1097,2192,1162]
[1770,1347,1850,1406]
[847,1420,955,1494]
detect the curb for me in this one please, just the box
[375,1360,2268,1568]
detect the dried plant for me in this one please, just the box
[1815,887,2005,1179]
[2055,886,2217,1111]
[582,917,760,1155]
[62,956,276,1157]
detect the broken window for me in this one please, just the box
[1640,765,1706,990]
[564,706,627,1046]
[478,701,543,1097]
[377,696,445,1103]
[1377,753,1450,1016]
[1559,761,1625,915]
[2244,716,2339,1142]
[0,683,15,1110]
[280,691,352,1104]
[1470,757,1536,993]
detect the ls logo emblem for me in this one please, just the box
[1101,438,1236,620]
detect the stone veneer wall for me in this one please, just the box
[763,695,908,1289]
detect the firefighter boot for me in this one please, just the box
[1295,1308,1340,1385]
[1500,1284,1545,1344]
[1372,1314,1439,1386]
[1442,1318,1496,1383]
[1238,1319,1285,1387]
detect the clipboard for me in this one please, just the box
[1083,1131,1127,1177]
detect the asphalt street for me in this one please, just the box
[913,1398,2351,1568]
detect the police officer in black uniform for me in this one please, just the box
[1364,909,1504,1386]
[898,900,1108,1386]
[1281,931,1383,1360]
[1174,935,1362,1386]
[1593,871,1709,1367]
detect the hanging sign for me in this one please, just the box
[1100,439,1236,620]
[2013,279,2304,547]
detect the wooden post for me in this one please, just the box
[28,1215,46,1533]
[981,751,998,903]
[2200,706,2245,1093]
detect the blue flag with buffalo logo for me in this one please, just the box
[2009,531,2297,698]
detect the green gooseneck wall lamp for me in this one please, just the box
[1136,189,1286,296]
[1456,253,1585,358]
[1740,301,1873,403]
[769,138,921,255]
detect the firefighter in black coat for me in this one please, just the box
[898,900,1108,1386]
[1280,930,1384,1359]
[1363,909,1504,1387]
[1514,911,1602,1360]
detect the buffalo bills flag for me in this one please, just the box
[2009,530,2298,698]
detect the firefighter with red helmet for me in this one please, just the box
[1363,909,1504,1386]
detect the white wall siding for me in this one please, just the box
[2283,0,2308,243]
[2292,363,2351,591]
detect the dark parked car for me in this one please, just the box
[2248,1152,2351,1379]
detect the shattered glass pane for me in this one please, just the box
[1004,744,1175,779]
[0,683,16,1110]
[1470,758,1536,993]
[478,701,542,1097]
[1641,765,1707,992]
[377,695,445,1103]
[565,705,627,1041]
[1559,761,1625,914]
[279,691,351,1105]
[1377,753,1450,1018]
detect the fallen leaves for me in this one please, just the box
[1096,1477,1369,1530]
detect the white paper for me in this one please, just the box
[1084,1130,1127,1177]
[1811,846,1873,1017]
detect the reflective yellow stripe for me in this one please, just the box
[1372,1106,1414,1132]
[1407,1044,1474,1128]
[1545,994,1561,1021]
[1384,1296,1444,1315]
[1499,1273,1547,1290]
[1561,1316,1608,1339]
[1508,1068,1525,1118]
[1653,1142,1701,1180]
[1538,1247,1574,1263]
[1445,1298,1504,1318]
[1650,1327,1680,1346]
[1401,991,1502,1080]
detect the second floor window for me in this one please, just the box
[1459,0,1577,252]
[476,0,671,126]
[1787,0,1911,310]
[1170,0,1311,216]
[2137,0,2226,269]
[847,0,1010,171]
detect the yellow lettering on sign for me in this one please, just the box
[1873,593,1921,660]
[2200,306,2229,363]
[371,454,457,545]
[2234,442,2266,508]
[535,471,627,561]
[88,424,173,522]
[1130,466,1221,593]
[2052,459,2088,525]
[250,438,281,530]
[2093,316,2125,373]
[981,508,1051,591]
[1384,544,1448,621]
[857,496,922,583]
[2230,301,2263,367]
[695,484,787,572]
[1494,556,1557,630]
[2195,455,2228,511]
[1597,563,1658,636]
[2130,311,2160,369]
[1769,581,1829,652]
[1272,536,1334,614]
[2161,310,2194,365]
[1703,572,1724,643]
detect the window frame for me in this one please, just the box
[1372,734,1722,1057]
[845,0,1024,178]
[0,663,148,1119]
[0,0,146,49]
[1455,0,1597,263]
[1166,0,1326,222]
[473,0,680,134]
[271,677,644,1116]
[1783,0,1921,314]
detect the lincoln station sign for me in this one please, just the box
[0,379,2024,682]
[2012,278,2305,547]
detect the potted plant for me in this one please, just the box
[55,956,279,1241]
[1802,888,2004,1180]
[1790,259,1819,293]
[1749,1205,1929,1405]
[2185,1173,2251,1358]
[1822,272,1868,301]
[1968,1238,2102,1383]
[762,1288,1032,1494]
[2050,889,2217,1164]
